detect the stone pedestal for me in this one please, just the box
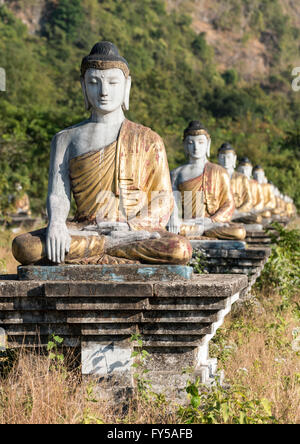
[245,229,273,246]
[0,265,247,400]
[3,215,43,232]
[191,242,271,299]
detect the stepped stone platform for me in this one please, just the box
[0,265,247,399]
[191,241,271,298]
[18,264,194,282]
[245,229,273,246]
[2,215,43,231]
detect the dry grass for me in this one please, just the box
[0,287,299,424]
[0,227,25,274]
[0,222,299,423]
[0,223,44,274]
[211,289,300,423]
[0,348,179,424]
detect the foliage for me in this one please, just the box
[130,333,153,401]
[47,334,64,366]
[190,250,208,274]
[256,223,300,298]
[178,378,276,424]
[80,383,104,424]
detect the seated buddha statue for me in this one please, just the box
[12,41,192,266]
[8,183,31,216]
[217,143,253,218]
[236,157,264,224]
[167,121,246,240]
[252,165,276,219]
[271,186,288,218]
[284,196,296,219]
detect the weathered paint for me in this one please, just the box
[18,264,194,282]
[137,267,157,278]
[190,240,246,251]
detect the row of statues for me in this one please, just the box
[167,121,295,239]
[12,42,296,267]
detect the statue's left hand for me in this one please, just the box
[46,222,71,263]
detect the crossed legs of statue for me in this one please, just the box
[12,223,192,266]
[179,220,246,241]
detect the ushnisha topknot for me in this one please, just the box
[238,156,252,167]
[253,165,264,172]
[218,142,236,155]
[81,41,130,78]
[183,120,210,141]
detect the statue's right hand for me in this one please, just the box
[167,217,181,234]
[46,222,71,263]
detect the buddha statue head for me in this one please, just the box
[253,165,267,184]
[237,157,253,179]
[80,41,132,113]
[15,182,23,193]
[272,185,280,197]
[183,121,211,162]
[217,143,236,174]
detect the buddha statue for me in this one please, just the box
[236,157,264,223]
[9,183,31,216]
[168,121,246,240]
[284,196,296,218]
[217,143,252,218]
[252,165,276,219]
[271,186,288,218]
[12,41,192,266]
[278,193,294,219]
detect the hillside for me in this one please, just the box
[0,0,299,213]
[167,0,300,83]
[5,0,300,83]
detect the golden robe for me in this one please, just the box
[249,179,264,212]
[13,193,31,215]
[272,196,286,216]
[178,162,245,240]
[260,183,276,218]
[286,202,296,218]
[70,119,174,231]
[231,172,252,213]
[261,183,276,211]
[13,119,192,265]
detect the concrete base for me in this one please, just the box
[192,242,271,299]
[18,264,194,282]
[190,240,246,250]
[0,271,247,400]
[245,230,273,245]
[244,224,263,231]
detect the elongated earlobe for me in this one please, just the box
[80,77,91,111]
[207,139,211,158]
[233,154,237,169]
[183,140,189,159]
[122,76,131,111]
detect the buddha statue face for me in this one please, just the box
[237,164,252,179]
[218,151,236,170]
[184,134,211,161]
[15,183,22,192]
[81,68,131,113]
[253,169,265,184]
